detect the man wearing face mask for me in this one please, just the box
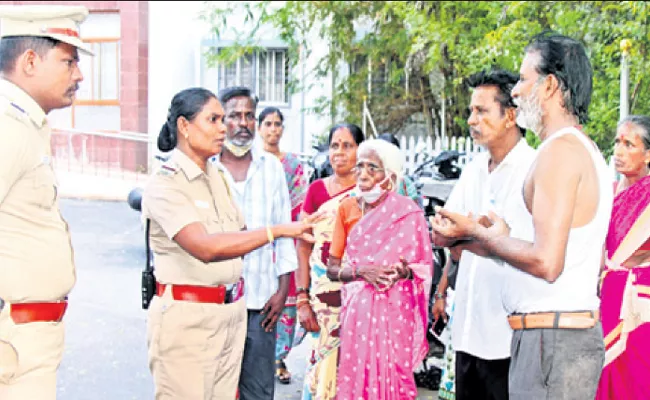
[214,86,297,400]
[432,33,613,400]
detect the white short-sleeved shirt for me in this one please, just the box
[445,138,536,360]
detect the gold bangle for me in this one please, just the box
[296,298,310,305]
[337,267,345,281]
[266,226,274,244]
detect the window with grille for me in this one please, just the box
[206,48,290,105]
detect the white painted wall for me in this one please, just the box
[148,0,334,154]
[148,1,207,140]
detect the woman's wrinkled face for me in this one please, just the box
[614,122,650,177]
[329,128,358,176]
[259,112,284,146]
[181,97,227,159]
[354,148,388,191]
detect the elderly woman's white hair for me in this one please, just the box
[357,139,405,190]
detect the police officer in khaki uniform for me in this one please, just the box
[0,5,92,400]
[142,87,318,399]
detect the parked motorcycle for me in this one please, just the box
[308,142,332,183]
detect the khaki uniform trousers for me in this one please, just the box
[0,305,64,400]
[148,288,247,400]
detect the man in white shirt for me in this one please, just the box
[432,33,612,400]
[432,69,534,400]
[215,86,297,400]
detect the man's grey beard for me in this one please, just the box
[515,82,544,136]
[231,137,253,147]
[230,129,254,147]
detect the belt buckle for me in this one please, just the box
[225,280,243,304]
[224,286,234,304]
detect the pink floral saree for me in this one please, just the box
[596,175,650,400]
[337,192,432,399]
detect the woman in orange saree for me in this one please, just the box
[596,115,650,400]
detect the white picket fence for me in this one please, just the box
[301,134,618,180]
[399,135,483,174]
[399,135,618,179]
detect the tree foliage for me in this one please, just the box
[201,1,650,155]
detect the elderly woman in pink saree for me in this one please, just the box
[597,115,650,400]
[327,139,432,399]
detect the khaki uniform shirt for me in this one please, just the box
[142,149,245,286]
[0,79,75,303]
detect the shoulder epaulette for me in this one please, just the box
[157,160,179,176]
[0,97,29,124]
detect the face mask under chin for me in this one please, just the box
[224,138,253,157]
[357,176,391,204]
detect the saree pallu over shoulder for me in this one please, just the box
[605,175,650,262]
[303,187,355,400]
[597,176,650,400]
[281,152,307,221]
[337,192,433,399]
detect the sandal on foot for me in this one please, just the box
[276,360,291,384]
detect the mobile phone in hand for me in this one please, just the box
[431,314,448,337]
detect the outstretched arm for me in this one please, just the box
[433,140,581,282]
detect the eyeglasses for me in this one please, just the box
[352,162,385,175]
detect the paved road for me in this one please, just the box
[56,199,437,399]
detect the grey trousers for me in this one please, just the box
[238,309,277,400]
[509,323,605,400]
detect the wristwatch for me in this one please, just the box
[434,292,446,301]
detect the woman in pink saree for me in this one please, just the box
[597,115,650,400]
[327,139,432,399]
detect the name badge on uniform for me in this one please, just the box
[195,200,209,209]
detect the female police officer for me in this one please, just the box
[142,88,316,399]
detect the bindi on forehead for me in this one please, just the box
[618,123,643,140]
[331,128,354,143]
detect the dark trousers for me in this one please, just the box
[238,310,277,400]
[456,351,510,400]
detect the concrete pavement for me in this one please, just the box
[56,169,439,399]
